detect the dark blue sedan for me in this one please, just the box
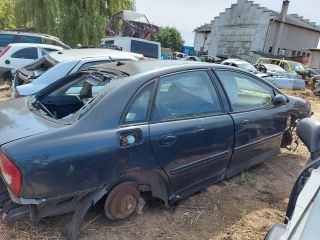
[0,61,311,238]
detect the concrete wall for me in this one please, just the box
[264,21,320,55]
[309,51,320,70]
[208,0,271,56]
[194,31,211,53]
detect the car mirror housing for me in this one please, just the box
[273,94,287,106]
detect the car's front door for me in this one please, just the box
[149,70,234,198]
[215,70,288,177]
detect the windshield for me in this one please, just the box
[265,64,286,72]
[32,69,127,122]
[290,62,306,71]
[238,63,257,72]
[123,11,149,23]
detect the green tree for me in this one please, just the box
[0,0,16,30]
[152,26,184,52]
[14,0,135,46]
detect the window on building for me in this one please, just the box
[292,51,296,57]
[302,52,306,57]
[297,51,301,56]
[268,47,273,53]
[307,53,311,57]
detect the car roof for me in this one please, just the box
[223,58,249,63]
[48,48,136,62]
[8,43,63,49]
[92,60,229,76]
[0,30,61,40]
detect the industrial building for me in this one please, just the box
[194,0,320,61]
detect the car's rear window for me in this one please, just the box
[0,34,15,47]
[32,69,128,123]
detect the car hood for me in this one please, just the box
[0,98,57,145]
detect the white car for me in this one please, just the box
[266,118,320,240]
[0,43,63,78]
[12,48,144,98]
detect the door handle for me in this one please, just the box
[159,135,177,147]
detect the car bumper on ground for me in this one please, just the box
[265,224,286,240]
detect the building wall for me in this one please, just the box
[309,51,320,70]
[264,21,320,56]
[208,0,271,57]
[194,31,211,53]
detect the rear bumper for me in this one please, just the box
[0,179,31,225]
[0,178,97,225]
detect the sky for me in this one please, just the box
[135,0,320,46]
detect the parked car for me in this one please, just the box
[0,43,63,80]
[100,36,161,59]
[266,118,320,240]
[0,61,311,239]
[11,48,143,98]
[257,64,305,90]
[172,52,188,60]
[216,53,230,61]
[200,55,222,63]
[221,59,259,74]
[184,56,202,61]
[257,58,309,81]
[0,31,70,51]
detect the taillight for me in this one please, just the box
[15,91,22,99]
[0,45,12,58]
[139,55,147,61]
[0,150,21,196]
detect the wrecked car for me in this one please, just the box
[0,61,311,239]
[257,64,306,90]
[106,10,159,39]
[11,48,143,98]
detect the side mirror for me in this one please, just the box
[273,94,287,106]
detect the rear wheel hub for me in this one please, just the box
[104,182,140,220]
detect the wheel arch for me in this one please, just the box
[111,169,170,205]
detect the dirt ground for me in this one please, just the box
[0,88,318,240]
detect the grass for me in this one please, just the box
[236,171,256,186]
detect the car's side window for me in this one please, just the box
[153,71,221,121]
[284,63,290,72]
[11,47,38,59]
[123,82,154,124]
[216,70,274,112]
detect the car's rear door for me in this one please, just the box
[10,47,39,69]
[215,69,288,178]
[149,70,234,198]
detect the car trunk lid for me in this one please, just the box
[0,98,58,145]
